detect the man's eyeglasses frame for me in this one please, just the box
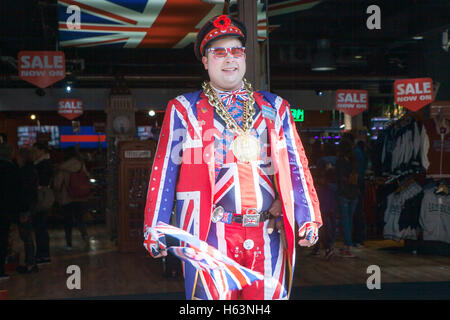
[206,46,246,59]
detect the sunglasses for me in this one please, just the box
[207,46,246,58]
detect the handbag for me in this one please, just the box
[36,186,55,211]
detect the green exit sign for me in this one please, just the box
[291,108,304,122]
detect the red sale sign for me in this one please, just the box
[335,90,368,116]
[58,99,84,120]
[18,51,65,88]
[394,78,434,112]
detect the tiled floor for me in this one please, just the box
[1,223,449,299]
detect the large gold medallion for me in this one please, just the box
[231,132,260,163]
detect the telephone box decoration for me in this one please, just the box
[118,140,156,253]
[58,98,84,120]
[336,90,368,116]
[394,77,434,112]
[18,51,66,88]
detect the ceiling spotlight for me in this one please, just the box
[148,110,156,117]
[30,114,36,120]
[413,35,423,40]
[354,55,363,59]
[315,90,324,96]
[311,39,336,71]
[65,85,72,93]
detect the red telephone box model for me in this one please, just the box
[118,140,156,252]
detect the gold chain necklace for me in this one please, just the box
[202,79,255,134]
[202,79,260,163]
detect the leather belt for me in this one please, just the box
[212,206,271,227]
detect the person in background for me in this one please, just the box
[53,147,90,251]
[0,143,20,280]
[335,139,359,258]
[16,147,39,274]
[311,168,337,260]
[353,140,368,248]
[32,142,54,264]
[317,142,337,170]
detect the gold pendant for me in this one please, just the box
[231,132,260,163]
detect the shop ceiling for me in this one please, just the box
[1,0,449,94]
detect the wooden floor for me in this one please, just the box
[1,223,449,300]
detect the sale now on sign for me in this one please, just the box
[335,90,368,116]
[58,99,84,120]
[394,78,434,112]
[18,51,66,88]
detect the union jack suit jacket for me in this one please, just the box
[143,89,322,298]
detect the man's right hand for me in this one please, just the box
[143,227,168,258]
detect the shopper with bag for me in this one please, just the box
[53,147,90,251]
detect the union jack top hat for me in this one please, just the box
[194,14,247,61]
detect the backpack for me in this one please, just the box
[67,166,91,199]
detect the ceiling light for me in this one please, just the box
[148,110,156,117]
[30,114,36,120]
[413,35,423,40]
[66,85,72,93]
[311,39,336,71]
[355,55,363,59]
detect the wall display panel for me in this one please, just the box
[17,126,60,147]
[59,126,107,149]
[136,126,157,141]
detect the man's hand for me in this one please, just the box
[143,226,168,258]
[298,222,319,247]
[267,198,283,235]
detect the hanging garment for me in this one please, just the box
[419,186,450,244]
[422,117,450,176]
[383,181,422,241]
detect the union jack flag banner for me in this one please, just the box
[151,222,264,299]
[57,0,321,48]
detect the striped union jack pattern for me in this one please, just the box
[152,222,264,298]
[58,0,223,48]
[143,90,322,300]
[57,0,321,48]
[219,88,248,106]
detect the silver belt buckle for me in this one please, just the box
[243,208,260,227]
[212,206,224,223]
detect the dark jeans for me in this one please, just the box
[19,213,36,266]
[0,220,10,275]
[63,202,88,247]
[338,196,358,247]
[353,185,367,245]
[32,210,50,259]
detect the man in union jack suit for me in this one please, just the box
[143,14,322,300]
